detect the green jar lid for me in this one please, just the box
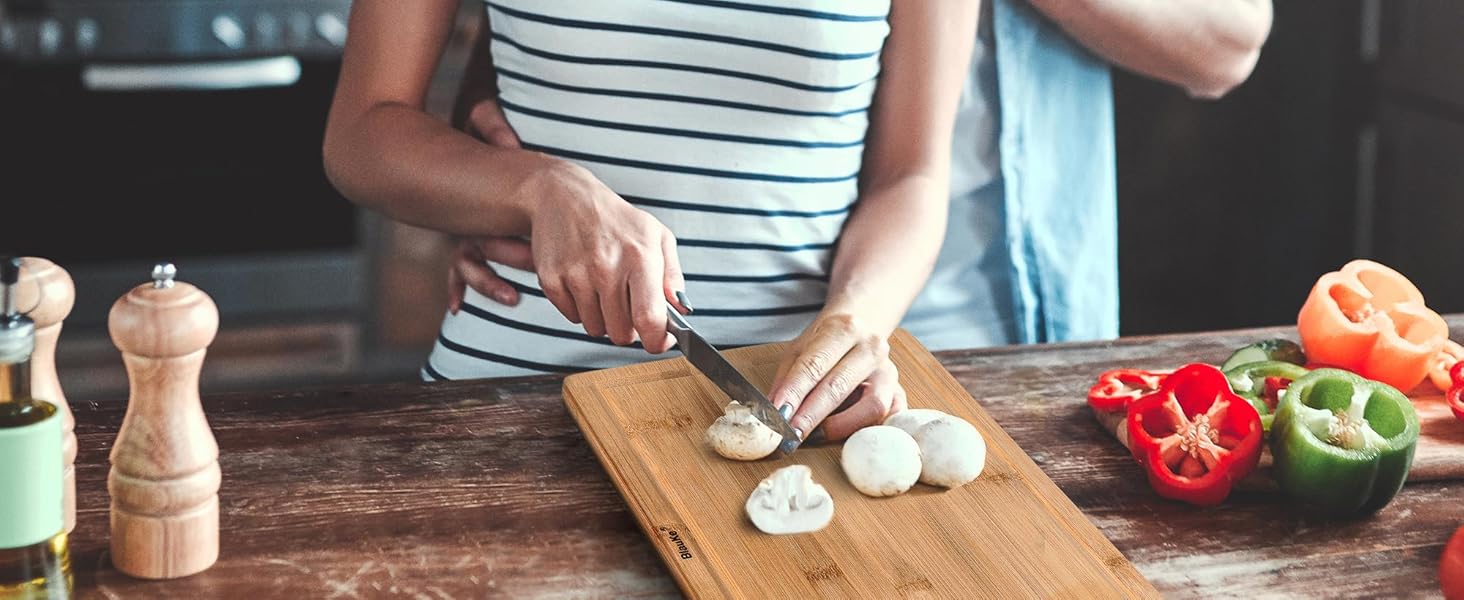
[0,400,63,549]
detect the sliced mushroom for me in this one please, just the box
[840,425,922,497]
[914,416,986,488]
[883,408,950,437]
[746,465,834,535]
[706,401,781,460]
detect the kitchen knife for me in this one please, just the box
[665,304,802,454]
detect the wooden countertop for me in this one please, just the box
[68,319,1464,599]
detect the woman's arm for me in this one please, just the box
[323,0,686,353]
[323,0,555,237]
[770,0,980,441]
[1028,0,1273,98]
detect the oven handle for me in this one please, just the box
[81,56,302,92]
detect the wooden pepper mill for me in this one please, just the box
[107,263,221,579]
[16,257,78,534]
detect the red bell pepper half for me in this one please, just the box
[1261,376,1291,412]
[1429,341,1464,393]
[1449,362,1464,422]
[1127,363,1264,506]
[1087,369,1169,412]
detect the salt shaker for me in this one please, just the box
[107,263,220,579]
[17,257,77,533]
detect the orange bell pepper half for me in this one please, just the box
[1296,260,1448,392]
[1429,340,1464,394]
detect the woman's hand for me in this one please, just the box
[769,313,906,442]
[527,164,687,354]
[444,89,689,354]
[761,0,979,441]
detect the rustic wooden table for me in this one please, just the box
[67,319,1464,599]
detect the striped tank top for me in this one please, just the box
[427,0,892,380]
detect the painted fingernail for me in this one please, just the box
[804,427,827,445]
[675,290,693,313]
[778,404,794,420]
[792,427,805,441]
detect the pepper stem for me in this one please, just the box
[1307,385,1389,451]
[1156,395,1232,476]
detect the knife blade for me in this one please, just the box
[666,304,802,454]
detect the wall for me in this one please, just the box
[1114,0,1462,335]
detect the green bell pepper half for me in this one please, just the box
[1270,368,1419,517]
[1220,339,1307,372]
[1224,361,1310,433]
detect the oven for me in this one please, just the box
[1,0,376,396]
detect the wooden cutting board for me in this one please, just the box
[563,329,1158,599]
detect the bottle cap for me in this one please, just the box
[0,258,35,365]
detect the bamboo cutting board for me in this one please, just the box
[563,330,1158,599]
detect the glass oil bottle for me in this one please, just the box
[0,257,70,599]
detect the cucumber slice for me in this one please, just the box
[1220,339,1307,372]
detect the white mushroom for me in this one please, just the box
[840,425,922,497]
[745,465,834,535]
[882,408,950,437]
[914,416,986,488]
[705,402,781,461]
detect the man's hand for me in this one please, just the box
[447,236,532,314]
[461,91,522,149]
[1028,0,1273,98]
[446,94,530,315]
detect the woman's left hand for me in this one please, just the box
[769,313,907,443]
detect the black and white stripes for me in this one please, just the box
[427,0,890,379]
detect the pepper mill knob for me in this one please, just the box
[151,262,177,289]
[16,257,77,534]
[107,263,220,579]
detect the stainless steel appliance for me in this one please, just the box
[1,0,372,396]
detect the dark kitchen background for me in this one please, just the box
[0,0,1458,401]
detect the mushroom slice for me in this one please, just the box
[746,465,834,535]
[841,425,922,497]
[883,408,950,437]
[914,416,986,488]
[706,401,781,461]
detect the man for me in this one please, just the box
[445,0,1273,349]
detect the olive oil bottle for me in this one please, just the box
[0,258,70,599]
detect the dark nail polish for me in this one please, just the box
[792,427,805,441]
[675,290,693,313]
[778,404,794,421]
[803,427,827,445]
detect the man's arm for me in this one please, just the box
[451,10,515,146]
[1028,0,1273,98]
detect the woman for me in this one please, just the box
[324,0,977,442]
